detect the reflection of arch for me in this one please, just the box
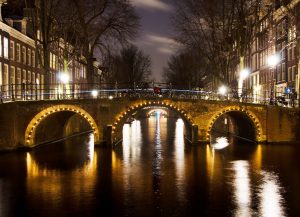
[206,106,264,142]
[25,105,100,147]
[111,100,194,140]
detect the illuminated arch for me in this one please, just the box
[111,100,194,138]
[206,106,265,142]
[25,105,100,147]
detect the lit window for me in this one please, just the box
[10,41,15,60]
[3,37,9,59]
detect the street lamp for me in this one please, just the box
[268,54,280,67]
[59,72,70,84]
[58,72,70,99]
[91,90,98,98]
[268,54,280,104]
[218,85,227,96]
[238,68,250,101]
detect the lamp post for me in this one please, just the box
[238,68,250,101]
[267,54,280,105]
[218,85,228,100]
[59,72,70,99]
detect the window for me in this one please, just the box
[10,41,15,60]
[288,25,296,41]
[27,71,31,84]
[10,66,15,85]
[16,68,21,97]
[16,43,20,62]
[17,68,21,84]
[22,46,26,64]
[37,30,41,41]
[0,36,2,57]
[22,69,26,83]
[32,51,35,67]
[292,45,296,60]
[292,66,297,81]
[277,64,282,81]
[27,48,31,66]
[288,67,292,81]
[3,64,8,94]
[49,52,53,69]
[282,63,286,81]
[3,37,9,59]
[281,41,286,60]
[32,72,35,84]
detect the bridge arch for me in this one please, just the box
[206,106,264,143]
[111,100,194,142]
[25,105,100,147]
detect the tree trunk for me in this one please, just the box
[85,50,94,86]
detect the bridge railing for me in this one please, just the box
[0,83,297,107]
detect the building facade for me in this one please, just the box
[230,0,300,106]
[0,3,89,100]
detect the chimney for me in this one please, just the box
[0,0,7,22]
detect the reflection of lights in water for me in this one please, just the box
[26,149,98,205]
[206,144,215,179]
[232,160,251,217]
[211,137,229,150]
[259,171,286,217]
[122,120,142,189]
[155,110,161,118]
[175,119,185,201]
[147,109,168,118]
[122,120,142,163]
[87,134,94,163]
[153,115,162,175]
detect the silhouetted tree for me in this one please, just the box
[163,50,207,89]
[63,0,140,84]
[104,44,151,87]
[173,0,265,86]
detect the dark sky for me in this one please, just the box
[131,0,177,82]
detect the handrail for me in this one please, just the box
[0,82,297,108]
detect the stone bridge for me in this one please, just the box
[0,98,300,151]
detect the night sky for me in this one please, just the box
[4,0,177,82]
[131,0,177,82]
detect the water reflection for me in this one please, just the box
[0,119,298,217]
[122,120,142,191]
[211,137,230,150]
[153,116,162,176]
[231,161,251,217]
[25,134,97,212]
[259,171,286,217]
[174,119,186,202]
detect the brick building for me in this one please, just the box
[0,1,90,100]
[231,0,300,105]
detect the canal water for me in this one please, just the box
[0,116,300,217]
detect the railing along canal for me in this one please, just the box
[0,82,297,107]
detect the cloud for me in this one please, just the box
[138,34,178,56]
[131,0,173,12]
[146,34,175,44]
[157,47,174,54]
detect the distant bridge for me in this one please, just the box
[0,95,299,151]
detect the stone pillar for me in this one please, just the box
[191,125,198,144]
[105,125,113,146]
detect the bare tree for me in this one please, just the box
[24,0,61,97]
[163,50,207,89]
[173,0,263,87]
[64,0,140,84]
[103,44,151,87]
